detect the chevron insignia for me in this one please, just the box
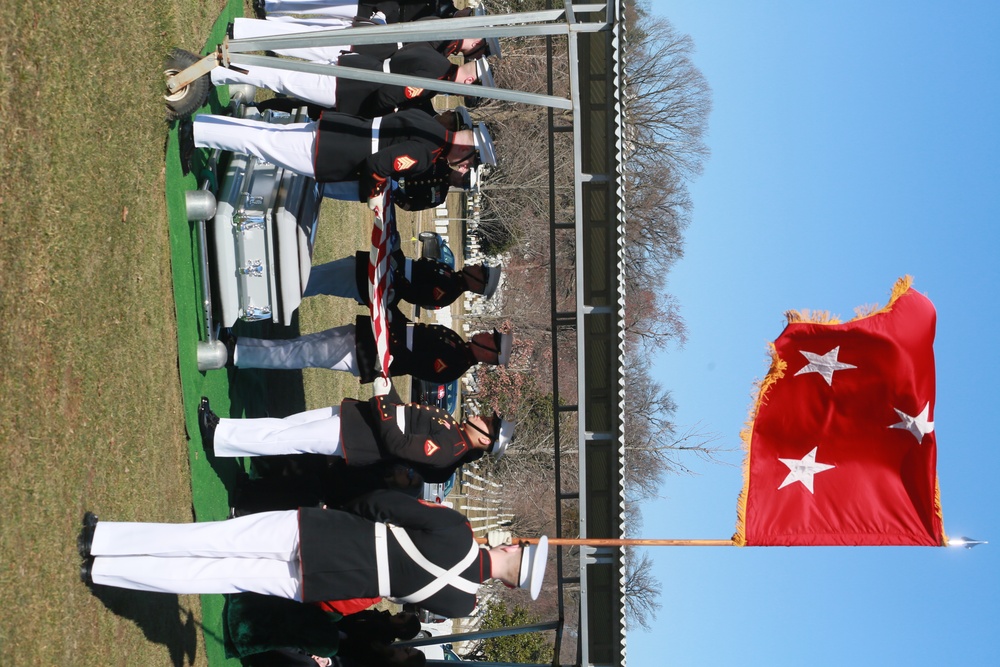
[394,155,417,171]
[404,86,424,99]
[433,287,445,300]
[434,359,448,373]
[424,439,440,456]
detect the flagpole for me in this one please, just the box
[475,537,735,547]
[474,537,985,547]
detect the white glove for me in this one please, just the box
[373,376,392,396]
[487,529,513,547]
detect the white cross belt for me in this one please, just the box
[383,524,481,603]
[370,117,382,154]
[374,522,391,597]
[396,406,407,434]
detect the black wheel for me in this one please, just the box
[164,48,211,121]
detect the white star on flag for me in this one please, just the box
[794,346,857,386]
[889,402,935,443]
[778,446,836,494]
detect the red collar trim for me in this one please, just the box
[479,548,491,583]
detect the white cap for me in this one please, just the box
[490,417,515,458]
[519,537,549,599]
[495,330,513,365]
[475,57,496,88]
[455,111,495,166]
[472,122,497,167]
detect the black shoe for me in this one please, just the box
[226,21,234,39]
[178,119,195,176]
[80,557,94,586]
[77,526,94,558]
[77,512,98,558]
[198,396,219,448]
[252,0,267,20]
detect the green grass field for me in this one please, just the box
[0,1,439,664]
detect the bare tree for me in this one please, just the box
[623,547,663,630]
[622,5,713,181]
[622,353,728,500]
[622,165,692,294]
[471,0,718,504]
[623,282,687,353]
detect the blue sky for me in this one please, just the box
[632,2,1000,665]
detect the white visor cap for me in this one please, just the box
[472,122,497,167]
[519,536,549,599]
[490,418,515,458]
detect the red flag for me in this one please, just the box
[734,277,945,546]
[368,193,393,378]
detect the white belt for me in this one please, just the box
[396,406,407,433]
[405,323,414,351]
[382,59,392,73]
[387,525,481,603]
[404,258,413,282]
[371,117,382,154]
[374,522,391,597]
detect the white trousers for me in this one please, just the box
[211,62,339,108]
[303,255,363,301]
[90,511,303,598]
[193,114,317,178]
[215,406,344,457]
[234,324,359,373]
[233,17,352,63]
[264,1,360,20]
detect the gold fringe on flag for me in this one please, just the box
[732,343,786,546]
[732,276,917,546]
[850,274,913,321]
[784,276,913,326]
[784,309,841,324]
[935,479,947,546]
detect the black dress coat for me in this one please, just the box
[353,314,478,385]
[297,490,490,617]
[351,249,468,309]
[393,159,453,210]
[336,43,456,118]
[358,0,459,24]
[313,108,450,198]
[338,386,482,482]
[349,17,465,61]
